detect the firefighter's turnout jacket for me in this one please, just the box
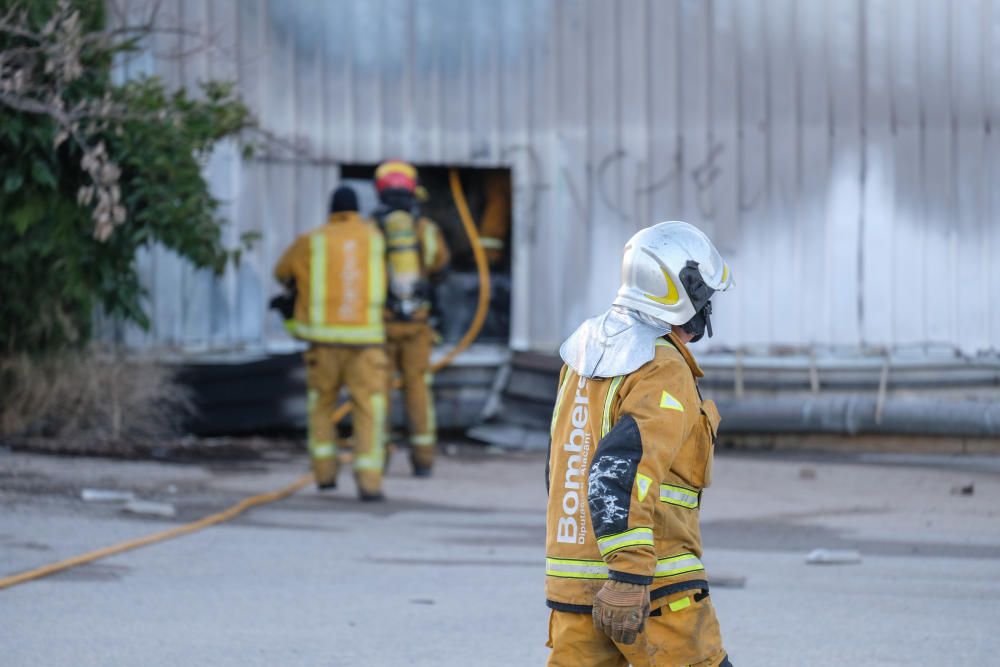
[545,332,722,639]
[274,211,386,345]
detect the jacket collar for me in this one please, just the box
[327,211,360,224]
[666,331,704,378]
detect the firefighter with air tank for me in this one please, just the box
[544,221,735,666]
[373,160,450,477]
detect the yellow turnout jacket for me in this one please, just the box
[544,331,721,612]
[274,211,386,345]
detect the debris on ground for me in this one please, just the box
[9,432,300,461]
[81,488,136,503]
[122,499,177,518]
[806,548,862,565]
[950,482,975,496]
[799,467,817,480]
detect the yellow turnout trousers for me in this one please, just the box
[546,607,730,667]
[305,345,387,494]
[385,321,436,468]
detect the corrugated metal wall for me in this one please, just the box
[115,0,1000,355]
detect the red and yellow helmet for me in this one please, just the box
[375,160,417,193]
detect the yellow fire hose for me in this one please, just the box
[0,170,491,591]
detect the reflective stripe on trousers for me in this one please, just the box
[354,392,386,471]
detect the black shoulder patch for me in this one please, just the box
[588,414,642,538]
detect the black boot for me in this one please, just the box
[359,489,386,502]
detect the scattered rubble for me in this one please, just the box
[806,549,862,565]
[122,499,176,518]
[81,488,135,503]
[950,482,975,496]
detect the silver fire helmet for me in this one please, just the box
[612,221,733,331]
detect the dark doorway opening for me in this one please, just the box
[339,164,511,344]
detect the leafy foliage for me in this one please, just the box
[0,0,255,353]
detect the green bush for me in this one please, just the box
[0,0,256,353]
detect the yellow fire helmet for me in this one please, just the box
[375,160,417,194]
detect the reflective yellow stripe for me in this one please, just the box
[602,375,625,437]
[668,596,692,612]
[310,443,335,459]
[545,558,609,579]
[655,339,672,347]
[550,373,573,440]
[544,553,704,580]
[307,387,334,459]
[354,392,386,470]
[422,223,438,268]
[645,267,680,306]
[424,371,436,437]
[596,527,654,556]
[660,483,700,509]
[478,237,505,250]
[368,230,385,325]
[307,389,318,448]
[411,434,435,446]
[654,554,704,578]
[289,321,385,344]
[310,233,327,325]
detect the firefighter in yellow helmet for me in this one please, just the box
[545,221,735,666]
[374,161,451,477]
[273,185,388,501]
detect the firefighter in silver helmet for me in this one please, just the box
[544,221,735,666]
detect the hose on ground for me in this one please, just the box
[0,169,492,591]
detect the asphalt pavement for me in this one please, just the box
[2,443,999,666]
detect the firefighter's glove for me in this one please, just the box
[592,580,650,645]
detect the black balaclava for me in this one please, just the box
[678,260,716,343]
[379,187,417,213]
[329,185,359,214]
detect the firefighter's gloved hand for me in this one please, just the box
[592,580,650,645]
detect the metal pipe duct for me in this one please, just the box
[715,397,1000,437]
